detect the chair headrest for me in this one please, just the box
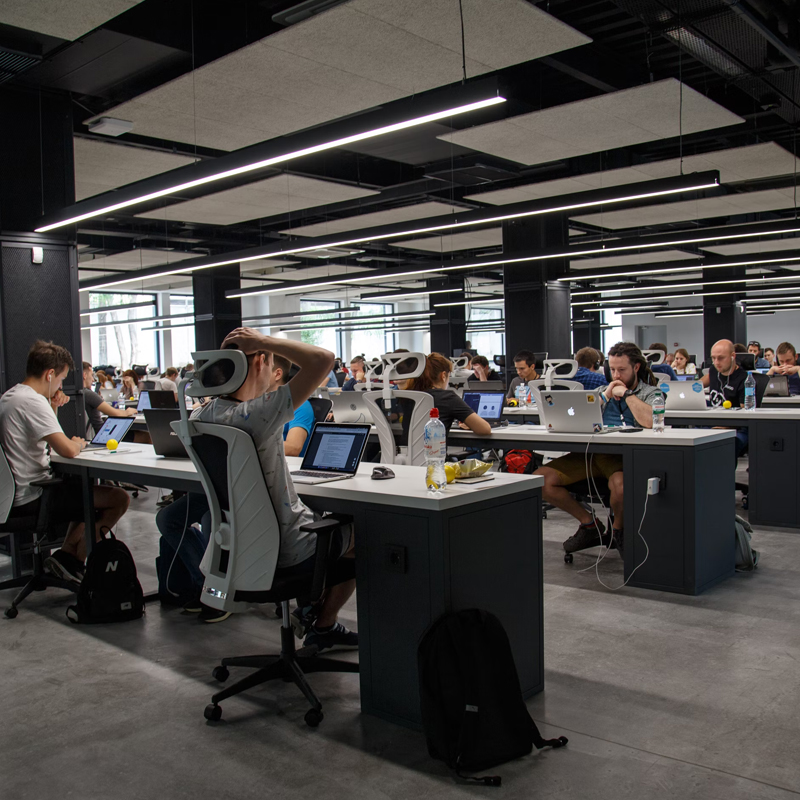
[188,349,248,397]
[452,355,470,370]
[543,359,578,379]
[380,352,426,381]
[642,350,665,365]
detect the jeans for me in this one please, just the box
[735,428,749,461]
[155,493,211,590]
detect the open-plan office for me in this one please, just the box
[3,1,800,798]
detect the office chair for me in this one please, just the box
[529,379,582,394]
[307,397,332,424]
[0,445,77,618]
[172,350,358,726]
[642,350,665,365]
[141,380,157,392]
[735,372,770,509]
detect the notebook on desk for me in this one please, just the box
[290,422,371,484]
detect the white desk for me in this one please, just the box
[761,396,800,407]
[52,446,544,729]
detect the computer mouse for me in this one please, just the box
[371,466,395,480]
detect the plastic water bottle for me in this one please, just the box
[516,382,528,407]
[744,372,756,411]
[423,408,447,493]
[652,391,666,433]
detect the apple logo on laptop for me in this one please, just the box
[567,407,575,417]
[679,392,686,399]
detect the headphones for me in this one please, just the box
[47,372,52,382]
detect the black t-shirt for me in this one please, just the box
[83,389,105,435]
[399,389,474,446]
[708,365,747,408]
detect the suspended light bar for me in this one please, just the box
[744,302,800,312]
[142,322,196,331]
[359,288,454,302]
[38,94,507,232]
[269,311,435,331]
[241,306,362,324]
[574,283,800,305]
[80,313,193,331]
[653,311,703,318]
[80,301,155,316]
[583,304,667,313]
[433,297,504,307]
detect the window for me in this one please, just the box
[602,309,622,354]
[349,302,395,360]
[300,299,342,358]
[87,293,158,371]
[467,305,504,362]
[169,294,195,368]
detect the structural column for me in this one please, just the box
[702,264,746,357]
[427,276,467,356]
[502,215,571,381]
[572,307,603,352]
[192,265,243,350]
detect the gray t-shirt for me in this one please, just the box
[598,380,659,427]
[83,389,104,436]
[192,384,316,568]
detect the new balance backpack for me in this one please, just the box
[67,529,144,624]
[419,609,567,785]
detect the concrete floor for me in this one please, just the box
[2,477,800,800]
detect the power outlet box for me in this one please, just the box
[386,544,407,574]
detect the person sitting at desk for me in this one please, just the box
[764,347,775,366]
[768,342,800,395]
[272,355,314,456]
[157,367,180,401]
[0,341,130,583]
[574,347,607,390]
[672,348,696,376]
[118,370,140,401]
[95,369,114,389]
[506,350,540,400]
[701,339,749,460]
[342,355,367,391]
[535,342,658,558]
[648,343,677,380]
[748,341,771,370]
[81,361,136,436]
[469,355,502,383]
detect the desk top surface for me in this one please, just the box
[761,396,800,405]
[52,446,542,511]
[665,407,800,420]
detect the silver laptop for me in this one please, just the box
[87,416,135,448]
[764,375,789,397]
[538,389,607,433]
[330,391,373,424]
[658,379,708,410]
[462,390,506,428]
[99,388,117,403]
[290,422,371,484]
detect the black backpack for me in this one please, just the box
[67,529,144,624]
[419,609,567,786]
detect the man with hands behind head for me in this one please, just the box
[768,342,800,395]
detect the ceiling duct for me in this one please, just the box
[0,46,41,84]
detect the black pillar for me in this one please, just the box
[193,265,243,350]
[702,265,747,358]
[428,276,467,356]
[0,87,83,436]
[502,215,571,381]
[572,308,603,353]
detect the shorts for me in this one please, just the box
[277,519,354,586]
[545,452,623,485]
[7,476,86,525]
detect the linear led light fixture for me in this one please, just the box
[744,302,800,312]
[653,312,703,318]
[39,95,506,233]
[574,284,800,306]
[359,288,454,302]
[241,306,362,324]
[80,313,193,331]
[743,296,800,305]
[583,304,667,313]
[80,301,155,316]
[141,322,196,331]
[262,310,435,331]
[276,321,432,334]
[433,297,504,308]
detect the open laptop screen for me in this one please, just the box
[137,391,151,411]
[91,417,135,446]
[463,391,505,421]
[300,423,370,474]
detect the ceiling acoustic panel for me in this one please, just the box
[90,0,590,152]
[440,79,743,166]
[572,187,798,230]
[465,143,796,205]
[570,250,699,270]
[702,236,800,256]
[279,200,458,237]
[389,227,503,252]
[0,0,143,41]
[136,174,379,226]
[74,138,197,202]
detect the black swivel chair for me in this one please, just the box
[173,350,358,727]
[307,397,332,424]
[0,445,78,618]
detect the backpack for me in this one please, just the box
[735,514,759,572]
[419,609,567,786]
[499,449,537,475]
[67,529,144,624]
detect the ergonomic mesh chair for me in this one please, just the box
[172,350,358,726]
[1,445,77,618]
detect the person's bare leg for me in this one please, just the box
[61,486,131,561]
[608,471,624,531]
[536,466,593,524]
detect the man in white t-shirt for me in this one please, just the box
[157,367,180,401]
[192,329,357,652]
[0,340,131,583]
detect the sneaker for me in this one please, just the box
[303,622,358,653]
[612,529,624,557]
[156,492,175,508]
[291,603,319,639]
[199,604,232,623]
[182,595,203,613]
[44,549,85,583]
[563,519,610,554]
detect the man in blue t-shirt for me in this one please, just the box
[574,347,607,390]
[273,354,314,456]
[648,342,677,380]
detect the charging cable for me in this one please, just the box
[165,494,192,597]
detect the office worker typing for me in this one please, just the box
[535,342,658,559]
[81,361,137,435]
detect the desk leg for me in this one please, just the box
[80,467,97,555]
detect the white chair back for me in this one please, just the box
[362,391,433,465]
[642,350,665,365]
[529,378,583,394]
[0,445,17,525]
[542,359,579,382]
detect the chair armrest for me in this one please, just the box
[300,515,353,603]
[30,477,64,488]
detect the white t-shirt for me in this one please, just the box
[0,384,63,506]
[158,377,178,394]
[192,384,316,568]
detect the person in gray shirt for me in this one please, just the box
[505,350,540,401]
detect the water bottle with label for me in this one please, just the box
[516,382,528,407]
[744,371,756,411]
[423,408,447,493]
[652,391,666,433]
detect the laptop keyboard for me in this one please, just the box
[291,470,340,478]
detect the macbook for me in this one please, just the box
[330,391,373,424]
[658,379,708,410]
[144,409,188,458]
[87,417,135,448]
[462,390,506,428]
[764,375,789,397]
[537,389,607,433]
[99,388,118,403]
[290,422,371,484]
[138,390,177,411]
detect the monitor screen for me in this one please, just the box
[462,391,505,421]
[301,424,370,473]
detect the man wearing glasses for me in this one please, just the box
[747,341,770,370]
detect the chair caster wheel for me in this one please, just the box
[742,495,749,510]
[212,666,229,682]
[132,491,139,499]
[5,607,18,619]
[542,510,548,520]
[564,553,573,564]
[304,708,324,727]
[204,704,222,721]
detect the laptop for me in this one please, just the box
[290,422,371,484]
[658,379,708,410]
[87,416,135,448]
[462,390,506,428]
[465,380,505,392]
[143,409,188,458]
[538,389,608,433]
[764,375,789,397]
[330,391,373,424]
[138,390,177,410]
[99,388,117,403]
